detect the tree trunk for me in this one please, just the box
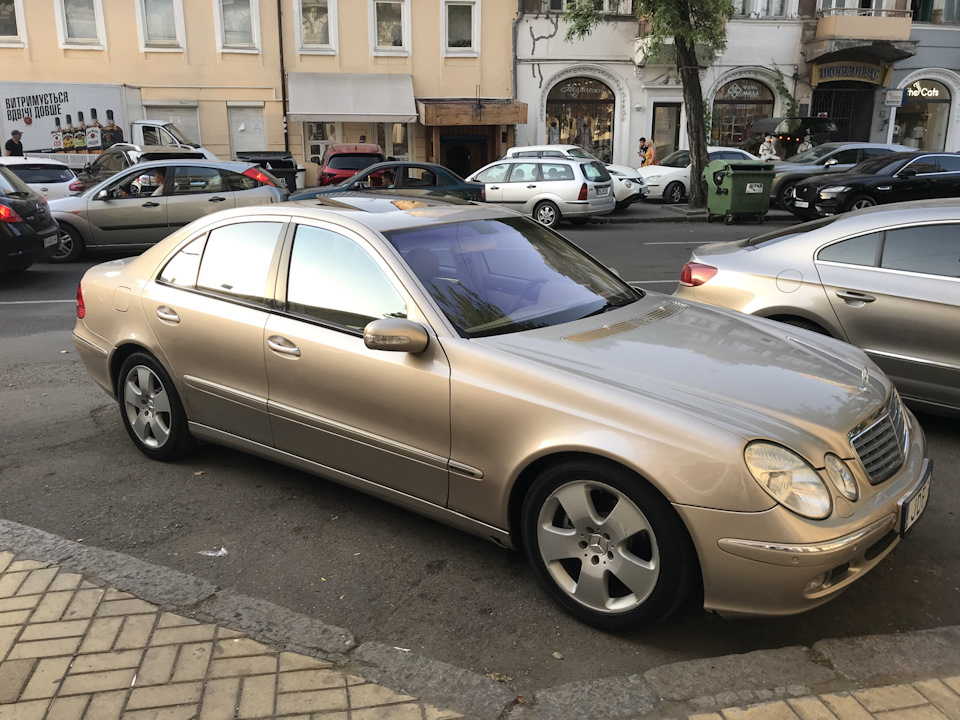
[675,36,709,208]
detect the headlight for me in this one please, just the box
[608,169,623,176]
[646,175,662,183]
[744,442,832,519]
[624,181,633,189]
[819,185,850,196]
[825,453,858,501]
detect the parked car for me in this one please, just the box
[0,156,84,200]
[674,199,960,416]
[74,195,932,630]
[74,143,216,189]
[771,142,912,209]
[466,156,615,226]
[291,161,485,202]
[0,164,59,272]
[311,143,387,186]
[49,159,288,262]
[503,145,648,209]
[789,152,960,220]
[640,147,759,203]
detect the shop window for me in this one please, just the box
[136,0,184,51]
[216,0,260,52]
[0,0,25,46]
[370,0,410,55]
[304,122,340,162]
[444,1,479,55]
[375,123,410,160]
[896,79,951,152]
[545,77,616,163]
[711,79,775,146]
[297,0,338,53]
[55,0,106,49]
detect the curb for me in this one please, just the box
[3,519,960,720]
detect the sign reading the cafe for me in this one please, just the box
[905,80,945,99]
[812,61,891,87]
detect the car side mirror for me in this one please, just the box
[898,168,917,178]
[823,158,838,167]
[96,189,111,200]
[363,319,429,354]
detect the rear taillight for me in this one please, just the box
[76,283,85,319]
[242,167,277,187]
[0,205,23,223]
[69,180,85,192]
[578,183,588,201]
[319,172,338,185]
[679,262,719,287]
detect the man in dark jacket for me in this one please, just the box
[5,130,23,156]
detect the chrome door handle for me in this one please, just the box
[156,306,180,323]
[142,201,160,207]
[489,185,500,190]
[209,196,227,202]
[267,335,301,357]
[836,291,876,303]
[526,184,538,189]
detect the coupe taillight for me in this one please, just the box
[69,180,85,192]
[242,167,277,187]
[679,262,718,287]
[578,183,588,201]
[0,205,23,223]
[76,283,85,319]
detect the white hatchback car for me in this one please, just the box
[467,156,615,227]
[640,147,759,203]
[504,145,648,209]
[2,156,82,200]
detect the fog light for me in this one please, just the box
[804,572,829,594]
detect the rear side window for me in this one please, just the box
[541,163,575,181]
[817,232,881,266]
[831,149,860,164]
[223,171,259,191]
[581,162,610,182]
[881,225,960,278]
[937,155,960,173]
[195,222,284,304]
[508,163,540,182]
[327,154,384,171]
[172,166,222,195]
[8,164,75,184]
[158,236,206,287]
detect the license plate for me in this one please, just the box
[746,183,764,194]
[43,235,58,248]
[899,460,932,536]
[794,199,809,208]
[597,186,609,196]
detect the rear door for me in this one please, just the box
[166,165,236,231]
[892,156,943,202]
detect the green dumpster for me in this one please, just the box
[702,159,774,224]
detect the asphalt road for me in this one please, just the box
[1,222,957,698]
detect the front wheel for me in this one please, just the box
[533,200,561,228]
[776,182,796,209]
[847,195,876,212]
[117,352,195,461]
[520,460,698,631]
[50,224,84,263]
[663,182,684,205]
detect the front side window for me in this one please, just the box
[474,164,509,183]
[56,0,104,47]
[831,149,861,165]
[298,0,337,52]
[903,158,941,175]
[0,0,24,44]
[287,225,406,332]
[660,150,691,168]
[196,222,283,303]
[371,0,410,54]
[217,0,259,51]
[137,0,183,50]
[881,225,960,278]
[445,1,478,55]
[817,232,881,266]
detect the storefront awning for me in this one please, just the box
[287,72,418,123]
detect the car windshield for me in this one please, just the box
[385,217,641,338]
[327,154,384,171]
[785,146,838,164]
[566,148,596,160]
[7,164,75,183]
[849,155,907,175]
[659,150,691,168]
[163,124,193,145]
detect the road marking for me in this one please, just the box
[0,300,75,305]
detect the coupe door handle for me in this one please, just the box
[156,306,180,323]
[267,335,301,357]
[142,201,160,208]
[836,290,876,303]
[209,196,227,203]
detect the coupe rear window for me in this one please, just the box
[7,165,75,184]
[327,154,385,171]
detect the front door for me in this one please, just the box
[84,167,170,248]
[264,222,450,505]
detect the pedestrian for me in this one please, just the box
[5,129,23,156]
[759,134,778,162]
[638,137,658,167]
[358,135,367,143]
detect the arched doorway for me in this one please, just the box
[545,77,616,162]
[711,79,775,146]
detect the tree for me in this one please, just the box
[563,0,733,207]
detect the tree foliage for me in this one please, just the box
[563,0,734,207]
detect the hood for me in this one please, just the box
[477,294,888,450]
[606,163,642,177]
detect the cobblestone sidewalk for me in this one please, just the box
[0,550,459,719]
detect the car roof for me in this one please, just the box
[806,198,960,228]
[129,159,255,172]
[325,143,384,154]
[506,145,583,154]
[0,156,71,168]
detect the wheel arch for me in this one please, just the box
[756,310,844,340]
[108,342,177,399]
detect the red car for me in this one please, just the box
[313,143,387,186]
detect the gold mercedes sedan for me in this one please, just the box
[73,194,932,630]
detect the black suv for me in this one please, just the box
[790,151,960,220]
[0,166,59,272]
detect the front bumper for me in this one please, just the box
[677,413,930,617]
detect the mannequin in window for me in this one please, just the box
[759,134,779,161]
[796,133,813,154]
[548,120,560,145]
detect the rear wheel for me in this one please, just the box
[533,201,561,228]
[521,460,698,630]
[663,182,684,205]
[50,224,84,263]
[847,195,876,212]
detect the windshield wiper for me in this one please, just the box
[582,296,637,319]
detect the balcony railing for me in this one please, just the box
[815,7,913,18]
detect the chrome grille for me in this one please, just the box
[850,394,906,485]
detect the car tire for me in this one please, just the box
[533,201,561,228]
[847,195,876,212]
[776,182,796,209]
[614,199,631,211]
[663,182,684,205]
[520,459,698,631]
[117,352,195,462]
[50,224,84,263]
